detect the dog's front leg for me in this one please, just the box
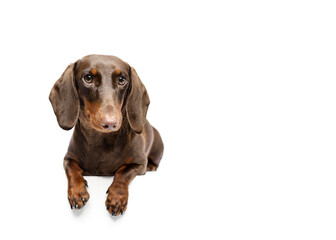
[64,159,90,209]
[106,163,145,216]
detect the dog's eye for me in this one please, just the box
[83,74,93,84]
[118,77,126,85]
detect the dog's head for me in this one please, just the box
[49,55,150,134]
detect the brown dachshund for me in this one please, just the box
[49,55,164,216]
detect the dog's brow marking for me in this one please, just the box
[91,69,97,75]
[115,69,121,75]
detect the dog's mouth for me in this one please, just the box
[88,117,121,133]
[85,112,121,133]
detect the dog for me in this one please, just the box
[49,55,164,216]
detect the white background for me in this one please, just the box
[0,0,335,239]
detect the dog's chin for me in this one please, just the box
[90,123,121,133]
[97,126,121,133]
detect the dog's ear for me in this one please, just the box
[126,67,150,134]
[49,63,79,130]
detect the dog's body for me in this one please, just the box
[49,55,163,215]
[67,120,162,176]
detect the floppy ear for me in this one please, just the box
[49,63,79,130]
[126,67,150,134]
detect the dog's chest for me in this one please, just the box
[80,142,128,176]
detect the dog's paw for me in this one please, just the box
[105,186,128,216]
[68,181,90,210]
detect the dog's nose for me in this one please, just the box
[100,115,119,130]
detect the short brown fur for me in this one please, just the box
[49,55,164,216]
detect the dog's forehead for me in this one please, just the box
[78,55,128,73]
